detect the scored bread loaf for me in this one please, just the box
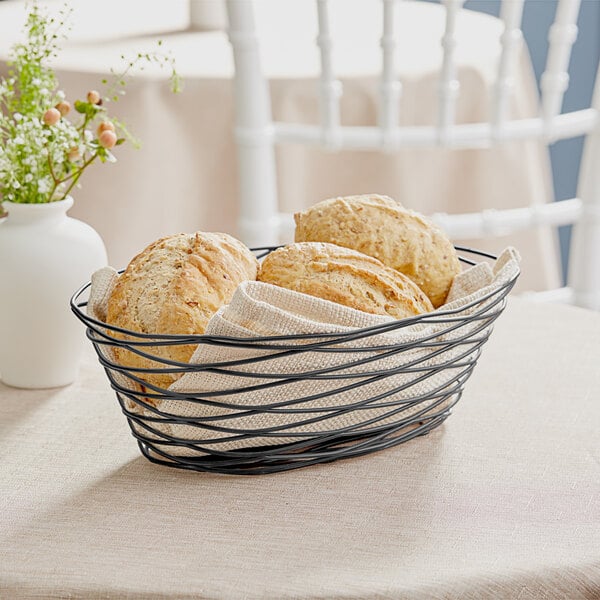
[106,231,258,391]
[258,242,433,320]
[294,194,461,308]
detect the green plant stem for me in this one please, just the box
[47,152,97,200]
[60,153,98,199]
[47,154,61,199]
[77,113,92,133]
[61,153,96,184]
[47,153,58,183]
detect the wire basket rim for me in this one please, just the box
[70,245,519,344]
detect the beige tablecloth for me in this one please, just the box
[0,298,599,599]
[0,0,560,291]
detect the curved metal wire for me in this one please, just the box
[71,246,518,475]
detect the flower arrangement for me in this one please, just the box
[0,3,180,212]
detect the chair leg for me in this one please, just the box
[227,0,280,248]
[236,131,280,247]
[568,64,600,310]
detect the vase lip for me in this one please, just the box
[2,196,74,209]
[1,196,74,223]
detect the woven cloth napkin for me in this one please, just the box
[87,248,520,453]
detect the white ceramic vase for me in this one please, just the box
[0,197,107,388]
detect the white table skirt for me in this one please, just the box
[0,298,598,598]
[0,0,561,292]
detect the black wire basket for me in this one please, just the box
[71,246,518,475]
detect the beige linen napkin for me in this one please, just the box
[87,248,520,454]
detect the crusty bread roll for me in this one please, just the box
[106,232,258,390]
[294,194,461,307]
[258,242,433,319]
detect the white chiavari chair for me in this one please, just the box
[226,0,600,310]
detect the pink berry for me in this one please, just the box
[87,90,101,105]
[55,101,71,116]
[97,121,115,136]
[98,130,117,149]
[42,108,61,126]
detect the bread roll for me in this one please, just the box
[258,242,433,319]
[294,194,461,307]
[106,232,258,391]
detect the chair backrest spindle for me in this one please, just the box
[540,0,581,135]
[438,0,464,144]
[493,0,525,138]
[316,0,343,149]
[379,0,401,151]
[226,0,279,246]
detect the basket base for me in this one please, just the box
[135,409,453,475]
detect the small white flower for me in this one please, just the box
[24,173,33,183]
[37,178,51,194]
[56,90,66,101]
[13,112,22,121]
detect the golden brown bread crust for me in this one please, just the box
[294,194,461,307]
[258,242,433,319]
[106,232,258,391]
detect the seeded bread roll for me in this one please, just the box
[258,242,433,320]
[294,194,461,307]
[106,232,258,391]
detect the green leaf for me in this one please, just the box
[74,99,103,117]
[74,99,88,114]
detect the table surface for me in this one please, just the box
[1,297,599,599]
